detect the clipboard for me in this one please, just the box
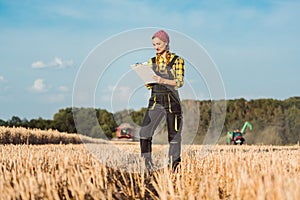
[131,63,157,84]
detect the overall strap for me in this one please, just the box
[167,55,178,79]
[151,57,158,75]
[168,55,179,69]
[151,56,156,65]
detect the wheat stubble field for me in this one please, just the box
[0,127,299,199]
[1,144,299,200]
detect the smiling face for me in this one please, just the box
[152,37,168,54]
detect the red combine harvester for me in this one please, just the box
[115,123,134,139]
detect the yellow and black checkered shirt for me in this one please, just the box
[147,53,184,90]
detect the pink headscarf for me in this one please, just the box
[152,30,170,44]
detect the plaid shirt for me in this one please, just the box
[147,53,184,90]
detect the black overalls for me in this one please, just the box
[139,55,183,171]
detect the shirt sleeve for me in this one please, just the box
[173,57,185,89]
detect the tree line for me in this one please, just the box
[196,96,300,145]
[0,97,299,144]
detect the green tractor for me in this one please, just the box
[227,121,252,145]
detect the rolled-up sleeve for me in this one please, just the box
[173,57,184,89]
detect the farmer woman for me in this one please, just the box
[139,30,185,172]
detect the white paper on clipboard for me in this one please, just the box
[131,63,157,84]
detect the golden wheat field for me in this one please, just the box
[0,141,299,200]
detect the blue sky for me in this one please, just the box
[0,0,299,120]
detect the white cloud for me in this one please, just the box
[31,78,47,92]
[0,76,5,82]
[31,57,73,69]
[31,61,46,69]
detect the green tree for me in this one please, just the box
[8,116,22,127]
[91,125,107,139]
[53,108,76,133]
[73,108,98,137]
[0,119,7,126]
[130,108,147,126]
[96,109,117,139]
[28,117,52,130]
[21,118,29,128]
